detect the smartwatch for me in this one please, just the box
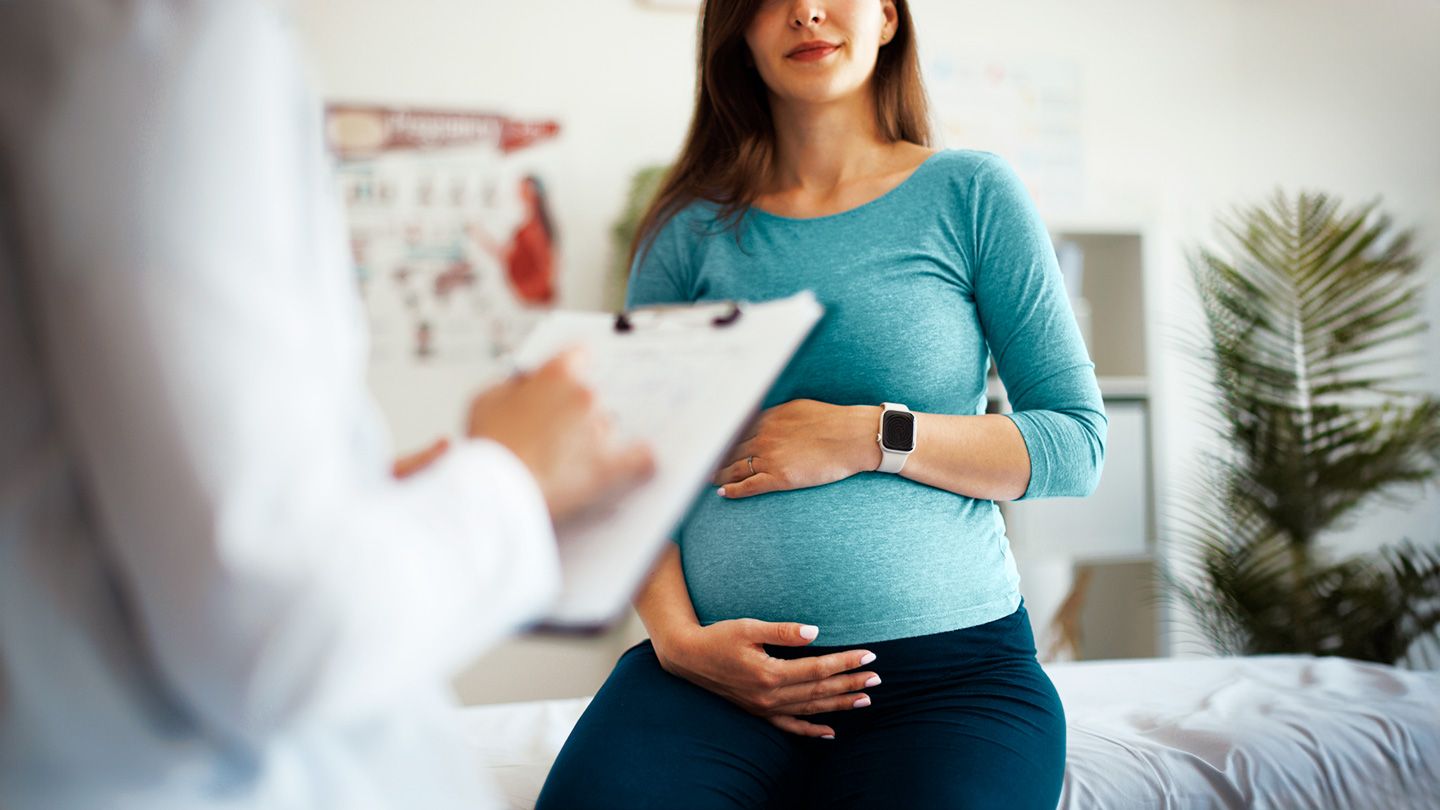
[876,402,916,474]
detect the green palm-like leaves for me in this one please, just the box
[1171,190,1440,665]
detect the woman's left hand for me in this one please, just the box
[713,399,880,499]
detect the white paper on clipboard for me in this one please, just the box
[509,290,824,632]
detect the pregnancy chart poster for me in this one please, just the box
[325,104,563,370]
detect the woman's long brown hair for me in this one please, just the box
[628,0,932,272]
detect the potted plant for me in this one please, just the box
[606,165,671,312]
[1171,190,1440,666]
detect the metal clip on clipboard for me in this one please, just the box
[613,300,744,333]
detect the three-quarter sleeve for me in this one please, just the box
[969,155,1107,500]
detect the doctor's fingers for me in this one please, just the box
[536,344,592,380]
[481,355,600,429]
[392,437,451,479]
[498,345,596,413]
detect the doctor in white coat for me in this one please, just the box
[0,1,653,808]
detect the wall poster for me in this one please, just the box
[326,104,563,370]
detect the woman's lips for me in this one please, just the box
[787,43,840,62]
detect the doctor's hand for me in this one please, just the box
[653,619,879,739]
[713,399,882,500]
[392,438,450,479]
[467,347,656,524]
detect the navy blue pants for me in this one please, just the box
[535,603,1065,809]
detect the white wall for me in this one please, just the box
[292,0,1440,700]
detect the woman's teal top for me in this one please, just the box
[625,149,1107,645]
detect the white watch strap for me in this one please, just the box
[877,402,912,474]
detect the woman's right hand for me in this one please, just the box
[653,618,880,739]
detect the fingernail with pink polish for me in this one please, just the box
[854,697,871,708]
[859,652,877,665]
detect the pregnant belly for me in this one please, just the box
[677,474,1013,634]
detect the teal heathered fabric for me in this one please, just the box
[625,149,1107,645]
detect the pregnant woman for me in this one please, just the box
[537,1,1105,807]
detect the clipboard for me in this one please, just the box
[508,290,824,634]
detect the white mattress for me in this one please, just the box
[458,654,1440,809]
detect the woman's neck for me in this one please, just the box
[766,86,893,196]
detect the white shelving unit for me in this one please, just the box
[991,228,1161,662]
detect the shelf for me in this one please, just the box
[1098,375,1148,400]
[986,375,1148,405]
[1073,550,1154,567]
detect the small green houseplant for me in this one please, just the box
[606,165,671,312]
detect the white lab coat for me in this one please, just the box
[0,1,560,807]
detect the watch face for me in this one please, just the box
[881,411,915,452]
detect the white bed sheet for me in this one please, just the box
[458,654,1440,809]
